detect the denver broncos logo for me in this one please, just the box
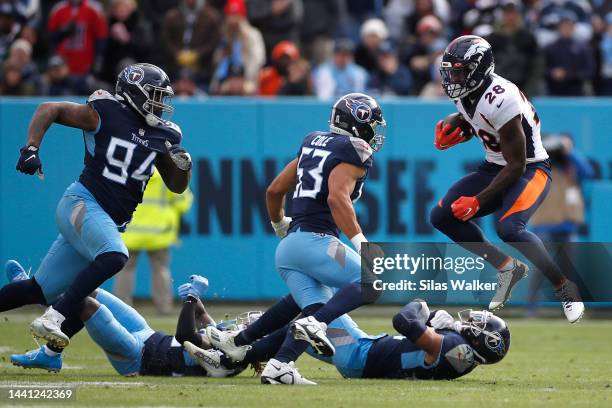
[464,41,489,61]
[345,98,372,123]
[125,66,144,84]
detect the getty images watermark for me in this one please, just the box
[360,242,609,305]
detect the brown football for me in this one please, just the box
[443,112,474,140]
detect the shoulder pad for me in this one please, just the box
[444,343,475,374]
[348,137,374,163]
[160,121,183,144]
[88,89,117,103]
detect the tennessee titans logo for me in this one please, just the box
[125,66,144,84]
[485,331,505,356]
[345,98,372,123]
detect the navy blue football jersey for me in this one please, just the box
[140,331,205,376]
[288,131,374,237]
[362,330,478,380]
[78,90,182,225]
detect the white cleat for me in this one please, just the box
[555,280,585,324]
[30,307,69,348]
[205,326,250,362]
[260,358,316,385]
[183,341,235,378]
[489,259,529,310]
[291,316,335,357]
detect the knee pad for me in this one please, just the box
[94,252,128,274]
[430,204,451,231]
[496,220,522,242]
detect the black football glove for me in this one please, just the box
[165,140,192,171]
[16,145,43,176]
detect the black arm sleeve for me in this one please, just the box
[392,301,428,343]
[175,295,204,348]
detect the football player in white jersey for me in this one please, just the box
[430,35,584,323]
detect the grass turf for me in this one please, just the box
[0,305,611,407]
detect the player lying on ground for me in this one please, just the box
[255,92,387,384]
[430,35,583,322]
[190,299,509,383]
[9,274,246,377]
[0,63,192,357]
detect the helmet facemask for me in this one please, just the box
[369,119,387,152]
[141,83,174,126]
[440,61,479,99]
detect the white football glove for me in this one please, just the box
[429,310,462,332]
[271,216,292,238]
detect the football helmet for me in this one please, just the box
[116,63,174,126]
[329,93,386,152]
[440,35,495,99]
[458,309,510,365]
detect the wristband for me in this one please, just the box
[350,232,368,251]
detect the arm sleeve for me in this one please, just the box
[175,295,204,347]
[392,301,428,343]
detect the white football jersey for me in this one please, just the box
[455,73,548,166]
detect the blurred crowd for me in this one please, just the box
[2,0,612,98]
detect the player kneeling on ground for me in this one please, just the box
[188,299,510,382]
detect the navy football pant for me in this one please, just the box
[430,161,564,285]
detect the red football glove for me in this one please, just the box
[451,196,480,221]
[434,120,465,150]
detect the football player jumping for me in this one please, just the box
[207,93,387,384]
[0,63,192,357]
[430,35,584,322]
[189,299,510,382]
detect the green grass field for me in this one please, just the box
[0,305,611,407]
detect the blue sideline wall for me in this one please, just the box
[1,97,611,300]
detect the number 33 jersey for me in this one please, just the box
[79,90,182,226]
[288,131,374,237]
[455,73,548,166]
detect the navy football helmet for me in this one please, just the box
[458,310,510,365]
[440,35,495,99]
[116,63,174,126]
[329,93,386,152]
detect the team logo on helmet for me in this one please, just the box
[125,65,145,84]
[463,40,489,61]
[485,331,505,356]
[345,98,372,123]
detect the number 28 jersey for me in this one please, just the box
[288,131,374,237]
[455,73,548,166]
[79,90,182,226]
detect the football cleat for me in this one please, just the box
[555,280,585,324]
[30,307,69,348]
[291,316,335,357]
[489,259,529,310]
[11,346,62,373]
[205,326,250,362]
[5,259,29,283]
[183,341,235,378]
[260,358,316,385]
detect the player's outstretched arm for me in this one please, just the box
[266,159,298,237]
[175,295,211,349]
[475,115,527,207]
[16,102,99,176]
[327,162,366,243]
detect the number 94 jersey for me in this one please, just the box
[455,73,548,166]
[78,90,182,226]
[288,131,374,237]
